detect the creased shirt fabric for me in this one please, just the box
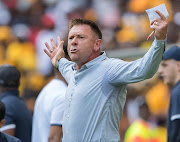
[57,39,165,142]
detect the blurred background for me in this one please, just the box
[0,0,180,141]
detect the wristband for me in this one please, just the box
[55,60,60,69]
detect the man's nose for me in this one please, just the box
[157,66,163,74]
[157,67,164,79]
[71,37,78,46]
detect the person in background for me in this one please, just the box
[44,10,167,141]
[158,46,180,142]
[124,97,167,142]
[124,97,152,142]
[0,64,32,142]
[32,47,68,142]
[0,101,22,142]
[22,89,39,115]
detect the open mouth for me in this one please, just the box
[70,48,78,53]
[161,76,165,81]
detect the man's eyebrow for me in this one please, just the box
[161,62,167,65]
[69,33,87,37]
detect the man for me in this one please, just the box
[44,10,168,142]
[32,68,67,142]
[0,101,22,142]
[0,64,32,142]
[158,46,180,142]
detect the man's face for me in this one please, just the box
[68,25,99,66]
[158,59,178,87]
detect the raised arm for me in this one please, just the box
[108,10,168,85]
[44,37,65,67]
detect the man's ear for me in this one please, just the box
[177,61,180,71]
[94,39,102,52]
[0,119,5,128]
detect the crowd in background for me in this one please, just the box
[0,0,180,141]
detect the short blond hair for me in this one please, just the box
[69,18,102,39]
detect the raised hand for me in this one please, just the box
[151,10,168,40]
[44,37,65,67]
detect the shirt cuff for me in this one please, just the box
[153,38,166,47]
[56,58,69,70]
[0,124,16,131]
[55,58,67,69]
[59,58,69,64]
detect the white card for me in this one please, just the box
[146,3,169,28]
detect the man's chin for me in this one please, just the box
[166,81,174,88]
[164,80,168,85]
[71,57,79,62]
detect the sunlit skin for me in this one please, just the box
[44,25,102,71]
[158,59,180,88]
[67,25,102,70]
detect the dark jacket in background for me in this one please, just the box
[0,132,22,142]
[0,90,32,142]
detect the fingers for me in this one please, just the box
[45,38,60,54]
[57,36,64,50]
[45,42,52,52]
[44,37,64,59]
[155,10,166,21]
[57,36,61,48]
[51,38,57,49]
[44,49,51,57]
[150,10,166,26]
[150,18,161,26]
[44,42,52,57]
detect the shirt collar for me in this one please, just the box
[173,80,180,90]
[72,51,107,71]
[0,90,19,99]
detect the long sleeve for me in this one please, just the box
[57,58,75,84]
[107,39,165,85]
